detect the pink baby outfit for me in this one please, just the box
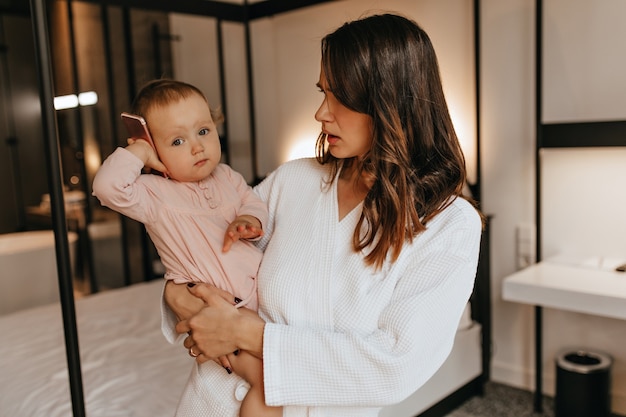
[92,147,267,310]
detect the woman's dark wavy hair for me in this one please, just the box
[315,13,471,269]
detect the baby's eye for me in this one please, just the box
[199,128,209,136]
[172,138,184,146]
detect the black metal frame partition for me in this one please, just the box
[28,0,486,415]
[533,0,626,412]
[30,1,85,414]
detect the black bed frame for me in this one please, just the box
[26,0,490,416]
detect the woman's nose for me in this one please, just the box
[315,99,330,122]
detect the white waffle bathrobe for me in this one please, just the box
[162,158,482,417]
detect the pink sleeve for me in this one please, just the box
[92,147,158,224]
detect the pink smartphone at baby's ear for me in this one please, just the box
[121,112,156,151]
[121,112,168,178]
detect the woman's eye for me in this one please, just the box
[199,128,209,136]
[172,138,184,146]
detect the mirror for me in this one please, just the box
[0,1,256,294]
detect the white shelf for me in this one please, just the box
[502,261,626,320]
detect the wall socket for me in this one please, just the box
[516,223,536,270]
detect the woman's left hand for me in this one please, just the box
[176,283,266,362]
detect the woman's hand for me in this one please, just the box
[176,283,266,363]
[167,282,238,370]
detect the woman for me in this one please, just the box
[164,13,483,417]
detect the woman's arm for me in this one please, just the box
[175,284,266,360]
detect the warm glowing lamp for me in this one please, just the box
[53,94,79,110]
[53,91,98,110]
[287,137,317,161]
[449,103,477,188]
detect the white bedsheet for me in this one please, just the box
[0,280,191,417]
[0,280,478,417]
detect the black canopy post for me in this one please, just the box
[243,0,259,183]
[29,0,86,415]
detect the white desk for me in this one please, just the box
[503,261,626,320]
[502,260,626,413]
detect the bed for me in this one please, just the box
[0,280,190,417]
[0,226,490,417]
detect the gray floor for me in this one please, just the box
[445,382,555,417]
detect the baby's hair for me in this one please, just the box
[131,79,224,124]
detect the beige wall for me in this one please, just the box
[249,0,476,180]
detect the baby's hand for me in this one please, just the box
[222,215,263,252]
[126,138,168,176]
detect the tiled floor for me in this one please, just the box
[446,382,555,417]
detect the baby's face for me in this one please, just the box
[146,94,221,182]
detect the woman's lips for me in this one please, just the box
[327,134,339,145]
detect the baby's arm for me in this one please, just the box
[233,351,282,417]
[125,138,168,175]
[163,281,206,321]
[92,144,161,222]
[230,350,263,386]
[222,215,263,252]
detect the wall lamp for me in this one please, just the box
[53,91,98,110]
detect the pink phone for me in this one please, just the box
[121,112,156,151]
[121,112,167,177]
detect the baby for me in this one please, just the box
[93,79,279,417]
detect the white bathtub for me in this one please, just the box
[0,230,77,315]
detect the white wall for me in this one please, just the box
[483,0,626,414]
[543,0,626,123]
[481,0,537,394]
[171,0,626,414]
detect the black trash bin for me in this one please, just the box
[555,349,612,417]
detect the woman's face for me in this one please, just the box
[315,67,373,160]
